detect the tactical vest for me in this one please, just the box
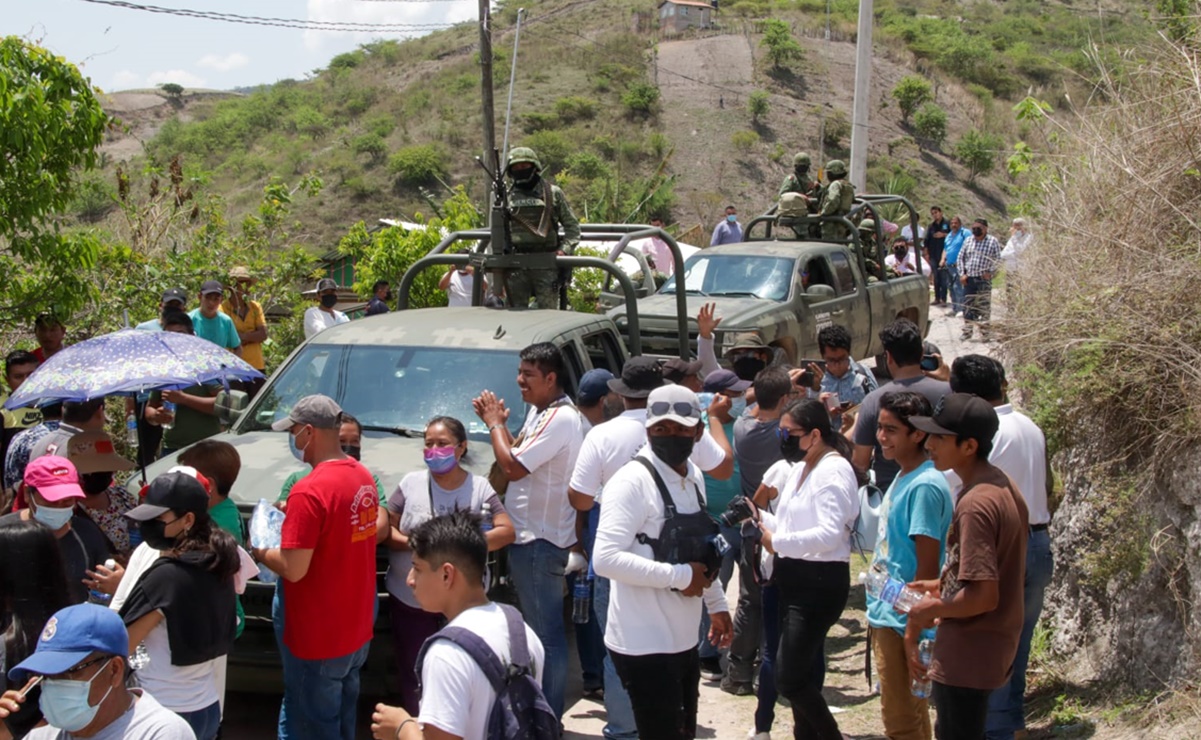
[825,179,855,214]
[508,179,559,252]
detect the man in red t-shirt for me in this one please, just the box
[253,394,384,740]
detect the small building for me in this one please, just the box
[658,0,714,34]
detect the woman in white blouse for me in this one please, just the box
[758,398,863,740]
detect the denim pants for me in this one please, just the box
[389,595,444,715]
[177,701,221,740]
[698,522,742,661]
[946,264,965,314]
[568,570,605,690]
[964,277,993,325]
[593,575,639,739]
[986,527,1055,739]
[509,539,569,719]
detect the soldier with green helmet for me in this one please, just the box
[503,146,581,309]
[819,159,855,240]
[779,152,823,206]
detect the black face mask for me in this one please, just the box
[732,356,767,382]
[795,167,809,179]
[80,472,114,496]
[971,227,983,237]
[139,519,178,551]
[384,291,393,302]
[342,444,362,461]
[650,435,695,468]
[320,294,338,308]
[780,434,805,463]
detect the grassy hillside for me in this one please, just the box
[88,0,1155,250]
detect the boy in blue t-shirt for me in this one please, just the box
[868,391,953,740]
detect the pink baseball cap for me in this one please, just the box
[24,456,85,502]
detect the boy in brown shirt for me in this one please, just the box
[905,393,1029,740]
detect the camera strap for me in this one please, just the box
[632,456,706,550]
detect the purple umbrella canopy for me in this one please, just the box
[4,329,265,409]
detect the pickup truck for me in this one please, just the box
[606,195,931,370]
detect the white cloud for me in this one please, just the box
[146,69,208,89]
[303,0,474,52]
[197,52,250,72]
[110,69,141,91]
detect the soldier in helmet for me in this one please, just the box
[856,218,884,279]
[504,146,581,309]
[779,152,823,205]
[819,159,856,240]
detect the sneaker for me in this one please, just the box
[720,676,754,696]
[699,657,723,681]
[960,328,973,340]
[746,731,772,740]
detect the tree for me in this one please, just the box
[0,36,110,323]
[892,76,933,125]
[621,81,660,117]
[160,82,184,100]
[760,19,803,70]
[954,129,1002,181]
[913,102,948,146]
[747,90,771,123]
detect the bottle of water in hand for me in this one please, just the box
[860,565,924,613]
[911,639,934,698]
[161,400,176,431]
[126,412,139,450]
[572,576,592,625]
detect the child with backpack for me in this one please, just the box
[370,511,555,740]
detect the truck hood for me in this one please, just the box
[617,292,789,330]
[140,430,497,511]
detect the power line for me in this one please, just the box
[78,0,458,31]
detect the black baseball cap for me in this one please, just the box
[316,278,338,293]
[125,471,210,521]
[661,357,702,384]
[608,356,665,398]
[161,288,188,307]
[200,280,224,296]
[910,393,998,444]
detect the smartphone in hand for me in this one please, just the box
[920,354,939,372]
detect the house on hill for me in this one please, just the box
[658,0,714,34]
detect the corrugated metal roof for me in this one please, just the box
[659,0,713,8]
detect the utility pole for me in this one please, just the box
[849,0,872,192]
[478,0,497,213]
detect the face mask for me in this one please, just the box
[80,472,113,496]
[40,661,114,732]
[732,356,766,382]
[320,294,338,309]
[971,227,983,237]
[288,428,309,463]
[423,446,458,475]
[795,167,809,178]
[33,503,74,530]
[341,444,361,461]
[384,291,393,301]
[696,392,714,410]
[779,431,806,463]
[649,435,695,468]
[726,214,737,223]
[138,519,179,551]
[511,169,538,186]
[729,396,747,418]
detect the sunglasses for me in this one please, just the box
[649,401,699,419]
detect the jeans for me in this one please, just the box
[963,276,993,326]
[934,265,949,303]
[946,264,965,314]
[775,558,849,740]
[273,583,289,740]
[928,246,946,302]
[593,575,638,740]
[698,522,742,661]
[389,595,444,715]
[986,527,1054,739]
[754,584,780,733]
[509,539,569,719]
[933,682,991,740]
[568,571,605,690]
[611,649,700,740]
[177,701,221,740]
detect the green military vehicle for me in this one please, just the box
[606,195,931,371]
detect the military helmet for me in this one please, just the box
[793,152,811,167]
[858,218,876,232]
[825,159,848,176]
[507,147,542,173]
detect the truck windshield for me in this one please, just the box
[660,254,796,301]
[240,345,524,441]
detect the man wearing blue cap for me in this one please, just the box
[0,604,194,739]
[574,369,621,430]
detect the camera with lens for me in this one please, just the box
[720,496,756,527]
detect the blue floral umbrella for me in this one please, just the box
[4,329,265,409]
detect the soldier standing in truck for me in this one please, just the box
[504,147,580,309]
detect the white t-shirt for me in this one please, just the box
[136,619,221,712]
[885,249,931,276]
[446,270,480,307]
[303,306,349,339]
[508,399,584,548]
[990,405,1050,525]
[24,688,195,740]
[760,452,859,562]
[418,603,545,739]
[569,409,727,503]
[385,471,504,606]
[593,454,729,657]
[111,543,161,611]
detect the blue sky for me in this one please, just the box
[6,0,478,92]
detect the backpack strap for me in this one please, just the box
[633,456,676,517]
[499,603,533,678]
[415,622,509,697]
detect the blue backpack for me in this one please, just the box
[416,604,558,740]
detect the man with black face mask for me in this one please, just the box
[593,384,733,740]
[956,218,1003,341]
[724,334,775,382]
[303,278,350,340]
[503,147,581,310]
[778,152,823,212]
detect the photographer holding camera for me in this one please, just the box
[757,398,865,740]
[593,385,732,740]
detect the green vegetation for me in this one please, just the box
[747,90,771,123]
[621,81,660,117]
[760,19,803,70]
[954,129,1001,181]
[912,103,947,147]
[389,144,448,186]
[731,130,760,151]
[160,82,184,100]
[891,75,932,125]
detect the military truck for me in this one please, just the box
[606,195,931,371]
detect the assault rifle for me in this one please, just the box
[476,148,513,255]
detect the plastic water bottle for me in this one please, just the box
[572,576,592,624]
[161,400,176,430]
[126,412,139,450]
[88,559,117,605]
[859,566,924,613]
[480,503,493,534]
[911,639,934,698]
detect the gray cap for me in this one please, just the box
[316,278,338,293]
[271,394,343,431]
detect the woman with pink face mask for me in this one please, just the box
[382,416,515,715]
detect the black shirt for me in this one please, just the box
[924,218,951,261]
[0,512,109,604]
[119,554,236,665]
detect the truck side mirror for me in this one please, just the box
[802,285,836,303]
[214,389,250,425]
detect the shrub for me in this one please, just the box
[760,19,804,69]
[366,115,396,139]
[388,144,447,185]
[954,129,1002,180]
[554,96,598,123]
[352,134,389,165]
[521,112,560,133]
[523,131,571,173]
[329,50,364,70]
[565,151,609,180]
[731,130,760,152]
[913,102,948,146]
[748,90,771,122]
[892,75,933,125]
[823,110,851,149]
[648,132,671,159]
[621,82,660,116]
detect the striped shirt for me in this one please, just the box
[508,396,584,548]
[958,234,1002,278]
